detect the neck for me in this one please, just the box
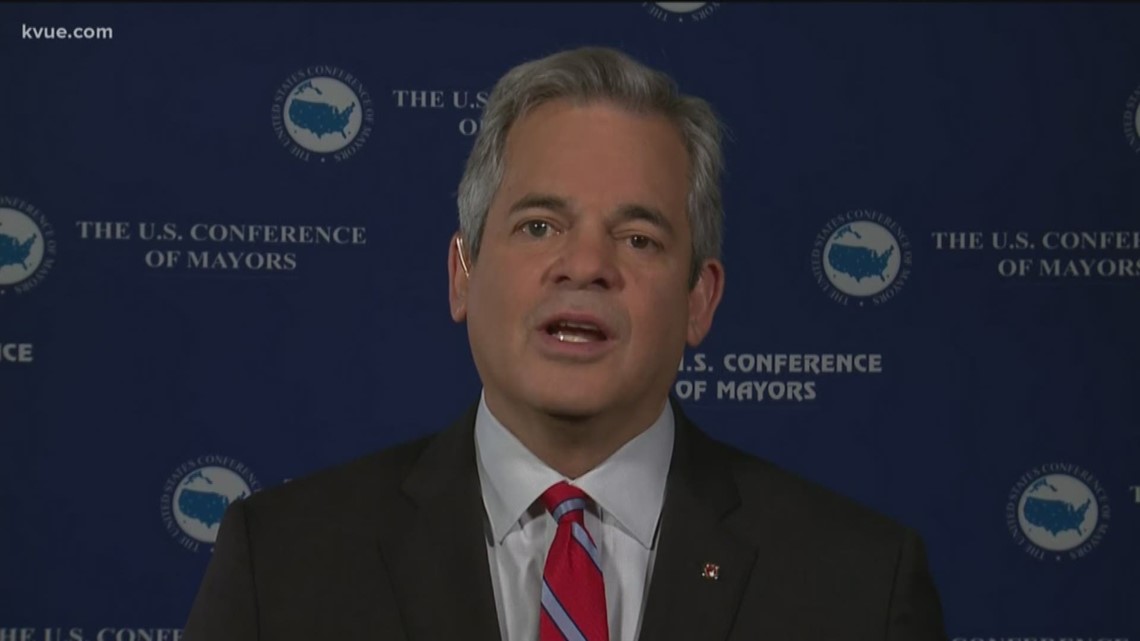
[484,391,666,479]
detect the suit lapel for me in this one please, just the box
[637,400,758,641]
[377,405,503,641]
[375,399,758,641]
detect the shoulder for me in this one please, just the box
[691,426,912,552]
[679,420,946,637]
[233,432,437,534]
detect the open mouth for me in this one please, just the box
[545,320,609,344]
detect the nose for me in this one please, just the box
[549,224,623,291]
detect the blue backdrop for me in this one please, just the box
[2,2,1138,639]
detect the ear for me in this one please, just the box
[448,232,469,322]
[686,258,725,346]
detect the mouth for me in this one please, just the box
[539,314,614,345]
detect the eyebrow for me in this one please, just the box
[507,193,675,237]
[508,193,571,217]
[615,203,675,238]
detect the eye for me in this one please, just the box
[627,234,659,251]
[521,220,552,238]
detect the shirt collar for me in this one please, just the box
[474,391,674,550]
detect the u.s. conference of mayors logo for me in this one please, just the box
[271,65,374,163]
[161,455,261,553]
[643,2,721,23]
[1123,82,1140,154]
[1006,463,1110,562]
[811,210,912,306]
[0,196,56,295]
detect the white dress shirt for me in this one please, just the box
[474,392,675,641]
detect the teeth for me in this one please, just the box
[547,319,607,344]
[559,321,598,331]
[556,331,590,343]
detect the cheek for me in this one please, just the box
[468,277,523,336]
[630,285,690,341]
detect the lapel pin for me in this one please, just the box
[701,563,720,581]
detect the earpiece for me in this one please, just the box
[456,236,470,278]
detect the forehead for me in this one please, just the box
[493,99,691,221]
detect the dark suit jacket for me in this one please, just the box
[184,400,947,640]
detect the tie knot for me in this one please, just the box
[540,481,591,523]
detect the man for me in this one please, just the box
[184,46,947,641]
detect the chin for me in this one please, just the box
[526,382,614,420]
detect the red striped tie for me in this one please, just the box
[538,482,609,641]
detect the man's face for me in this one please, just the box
[449,99,723,423]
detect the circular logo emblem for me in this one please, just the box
[272,66,374,162]
[811,210,911,306]
[1123,83,1140,154]
[1018,474,1098,551]
[643,2,720,23]
[0,197,56,295]
[161,455,261,552]
[823,222,901,296]
[1006,463,1110,562]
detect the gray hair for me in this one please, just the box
[456,46,725,286]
